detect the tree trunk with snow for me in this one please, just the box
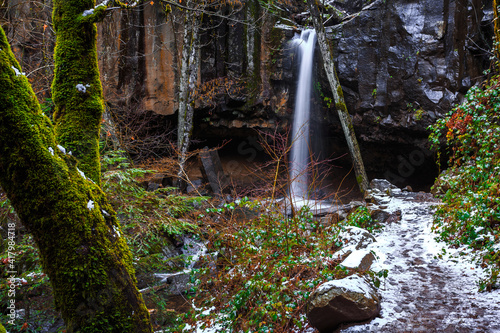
[52,0,104,186]
[307,0,369,193]
[0,2,152,331]
[177,1,201,187]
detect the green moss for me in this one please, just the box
[52,0,104,186]
[0,20,152,333]
[356,174,363,186]
[0,322,5,333]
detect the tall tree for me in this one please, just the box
[164,0,244,186]
[0,1,152,331]
[306,0,369,193]
[176,0,202,186]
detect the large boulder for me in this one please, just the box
[307,274,381,332]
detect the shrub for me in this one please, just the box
[429,76,500,291]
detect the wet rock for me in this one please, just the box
[307,274,381,333]
[369,207,390,223]
[369,179,399,193]
[365,190,392,205]
[186,178,203,194]
[403,185,413,192]
[199,147,229,195]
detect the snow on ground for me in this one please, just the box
[342,193,500,332]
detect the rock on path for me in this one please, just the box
[341,191,500,332]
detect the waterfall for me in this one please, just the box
[290,29,317,198]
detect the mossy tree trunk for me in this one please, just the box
[52,0,104,186]
[306,0,369,193]
[0,5,152,333]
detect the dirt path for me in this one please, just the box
[341,192,500,332]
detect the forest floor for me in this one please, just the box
[338,192,500,333]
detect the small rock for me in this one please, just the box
[369,179,399,192]
[186,179,203,194]
[349,201,366,210]
[307,274,381,333]
[147,182,161,192]
[341,249,377,271]
[369,207,390,223]
[403,185,413,192]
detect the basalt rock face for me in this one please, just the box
[96,0,492,185]
[317,0,493,185]
[97,1,295,131]
[97,5,176,115]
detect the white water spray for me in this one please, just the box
[290,29,317,198]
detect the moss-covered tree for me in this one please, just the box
[0,1,152,331]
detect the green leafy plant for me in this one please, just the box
[167,119,378,332]
[345,206,378,233]
[429,76,500,291]
[173,200,362,333]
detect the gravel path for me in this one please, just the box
[341,192,500,332]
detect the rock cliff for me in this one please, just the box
[96,0,492,186]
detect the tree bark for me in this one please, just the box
[306,0,369,193]
[0,11,152,333]
[177,1,201,185]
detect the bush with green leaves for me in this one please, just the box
[344,206,378,233]
[159,201,375,333]
[429,76,500,291]
[101,150,204,256]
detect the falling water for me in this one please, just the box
[290,29,317,198]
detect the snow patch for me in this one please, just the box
[11,66,25,76]
[82,9,94,16]
[76,83,90,93]
[317,275,373,299]
[87,200,94,210]
[341,249,373,269]
[77,167,86,179]
[57,145,66,154]
[48,147,54,156]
